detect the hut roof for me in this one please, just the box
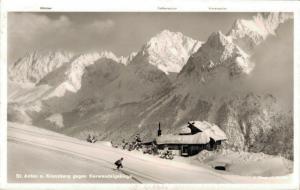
[157,121,227,145]
[188,120,215,132]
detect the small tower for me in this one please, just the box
[158,122,162,136]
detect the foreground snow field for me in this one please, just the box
[8,142,136,183]
[190,149,293,177]
[7,122,293,184]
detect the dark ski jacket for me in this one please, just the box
[115,159,123,165]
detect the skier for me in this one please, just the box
[114,157,124,170]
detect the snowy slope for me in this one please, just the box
[83,30,201,107]
[8,55,128,128]
[39,51,126,96]
[9,52,122,102]
[9,141,136,183]
[8,30,201,104]
[8,49,172,129]
[8,122,292,184]
[192,149,293,177]
[8,50,74,84]
[8,122,229,183]
[179,31,252,86]
[9,50,134,95]
[8,81,50,104]
[10,52,126,102]
[126,19,293,159]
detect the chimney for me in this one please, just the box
[158,122,162,136]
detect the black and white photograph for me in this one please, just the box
[6,11,295,184]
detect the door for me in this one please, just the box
[181,145,189,156]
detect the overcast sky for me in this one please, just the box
[8,12,256,63]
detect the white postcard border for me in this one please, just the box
[0,0,299,189]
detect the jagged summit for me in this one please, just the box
[145,30,196,48]
[119,52,138,65]
[227,12,293,52]
[258,12,293,34]
[9,50,74,83]
[9,29,202,84]
[177,12,292,84]
[179,30,252,82]
[133,29,202,74]
[205,31,234,49]
[9,50,134,86]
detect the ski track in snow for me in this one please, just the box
[8,122,292,184]
[8,129,161,183]
[8,122,230,183]
[9,125,226,176]
[8,140,142,183]
[9,139,145,183]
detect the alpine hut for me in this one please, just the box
[156,121,227,156]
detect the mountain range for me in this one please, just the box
[8,12,294,160]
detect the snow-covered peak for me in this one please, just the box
[257,12,292,35]
[10,49,139,100]
[135,30,202,74]
[179,31,252,82]
[98,51,119,61]
[206,31,234,49]
[147,29,189,43]
[9,49,131,85]
[63,51,124,93]
[195,31,249,69]
[228,12,292,52]
[9,50,74,84]
[119,52,138,65]
[78,51,137,66]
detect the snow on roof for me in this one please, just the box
[177,125,192,134]
[202,124,227,141]
[188,120,214,132]
[157,132,211,145]
[157,121,227,145]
